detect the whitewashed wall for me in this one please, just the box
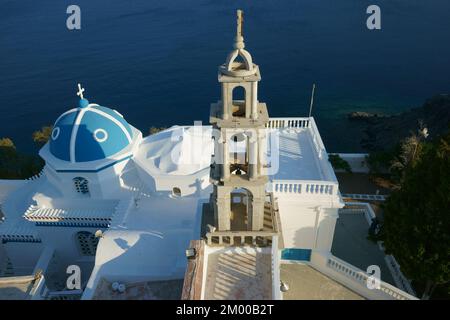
[277,200,339,252]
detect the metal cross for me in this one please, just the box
[77,83,85,99]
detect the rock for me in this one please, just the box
[348,111,384,122]
[360,94,450,151]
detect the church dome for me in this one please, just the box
[49,92,133,163]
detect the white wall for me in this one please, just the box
[44,160,131,200]
[277,199,339,252]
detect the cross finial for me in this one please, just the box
[237,9,243,38]
[77,83,85,99]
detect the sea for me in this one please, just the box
[1,0,450,153]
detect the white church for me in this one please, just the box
[0,11,416,300]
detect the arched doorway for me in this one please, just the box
[230,188,252,231]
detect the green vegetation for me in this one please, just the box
[0,138,44,179]
[366,149,397,175]
[32,126,53,146]
[149,126,166,135]
[328,154,352,173]
[377,128,450,299]
[367,124,430,186]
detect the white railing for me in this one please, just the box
[271,235,281,300]
[325,254,417,300]
[309,251,417,300]
[384,254,417,297]
[342,194,388,201]
[270,180,338,196]
[267,117,327,161]
[266,117,310,129]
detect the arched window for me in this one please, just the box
[229,133,248,175]
[231,86,246,117]
[73,177,90,195]
[75,231,99,256]
[172,187,181,197]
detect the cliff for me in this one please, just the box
[359,94,450,151]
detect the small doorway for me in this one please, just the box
[230,188,252,231]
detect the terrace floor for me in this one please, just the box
[271,128,325,181]
[280,263,363,300]
[332,211,395,286]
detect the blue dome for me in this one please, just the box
[49,101,134,162]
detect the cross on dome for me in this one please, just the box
[77,83,85,99]
[76,83,90,108]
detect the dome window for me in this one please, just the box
[51,127,60,140]
[93,128,108,142]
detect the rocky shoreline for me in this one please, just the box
[348,94,450,151]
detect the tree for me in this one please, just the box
[328,154,352,173]
[366,149,397,175]
[390,122,429,184]
[32,126,53,146]
[0,137,44,179]
[380,129,450,299]
[149,126,166,135]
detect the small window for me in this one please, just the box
[172,187,181,197]
[76,231,99,256]
[73,177,90,195]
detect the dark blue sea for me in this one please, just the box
[1,0,450,153]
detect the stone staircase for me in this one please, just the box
[263,202,274,231]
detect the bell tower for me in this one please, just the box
[210,10,270,232]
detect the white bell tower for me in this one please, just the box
[209,10,270,232]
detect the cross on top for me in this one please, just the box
[237,10,243,38]
[77,83,85,99]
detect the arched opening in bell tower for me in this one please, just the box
[229,132,249,176]
[230,188,252,231]
[231,86,246,117]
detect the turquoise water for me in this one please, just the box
[1,0,449,152]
